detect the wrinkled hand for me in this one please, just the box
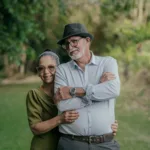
[59,86,72,99]
[100,72,116,83]
[53,86,72,104]
[60,110,79,124]
[53,90,62,104]
[111,120,118,136]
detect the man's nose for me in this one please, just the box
[68,43,74,50]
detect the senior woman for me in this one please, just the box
[26,49,79,150]
[26,49,118,150]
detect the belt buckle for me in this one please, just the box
[88,136,94,144]
[71,135,75,140]
[89,135,104,144]
[99,135,104,143]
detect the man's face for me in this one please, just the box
[64,36,88,60]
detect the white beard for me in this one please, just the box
[69,46,86,60]
[70,52,82,60]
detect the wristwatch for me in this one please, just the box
[69,87,76,97]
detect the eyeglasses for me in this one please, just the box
[36,65,56,74]
[61,38,82,50]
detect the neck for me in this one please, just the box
[75,50,92,70]
[41,82,54,97]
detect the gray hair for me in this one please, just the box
[37,49,60,66]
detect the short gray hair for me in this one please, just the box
[37,49,60,66]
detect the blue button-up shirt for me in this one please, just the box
[54,53,120,136]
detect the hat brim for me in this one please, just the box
[57,32,94,45]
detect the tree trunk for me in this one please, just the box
[138,0,144,24]
[19,44,27,75]
[3,54,9,76]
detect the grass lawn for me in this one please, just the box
[116,84,150,150]
[0,83,38,150]
[0,83,150,150]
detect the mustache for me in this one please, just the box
[69,48,79,53]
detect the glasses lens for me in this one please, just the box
[48,66,55,72]
[61,38,82,50]
[37,66,44,73]
[61,44,66,50]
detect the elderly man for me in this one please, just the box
[54,23,120,150]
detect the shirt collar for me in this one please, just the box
[70,51,98,69]
[89,51,98,65]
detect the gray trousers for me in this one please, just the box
[57,137,120,150]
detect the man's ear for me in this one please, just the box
[85,37,91,42]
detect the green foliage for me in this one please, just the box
[100,0,135,15]
[0,0,149,76]
[92,0,150,75]
[129,23,150,43]
[0,0,45,63]
[41,0,68,49]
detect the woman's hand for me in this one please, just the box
[53,86,71,104]
[111,120,118,136]
[59,110,79,124]
[59,86,72,100]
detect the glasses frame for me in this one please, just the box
[61,37,83,50]
[36,65,56,74]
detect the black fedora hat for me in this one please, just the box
[57,23,94,45]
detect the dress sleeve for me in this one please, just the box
[26,90,42,126]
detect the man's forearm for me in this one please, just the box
[84,80,120,102]
[57,97,87,112]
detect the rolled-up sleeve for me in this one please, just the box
[84,57,120,101]
[54,66,88,112]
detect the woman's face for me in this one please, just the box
[37,55,57,84]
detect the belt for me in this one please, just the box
[60,133,114,144]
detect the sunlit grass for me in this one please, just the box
[116,84,150,150]
[0,84,38,150]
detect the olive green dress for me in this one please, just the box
[26,88,59,150]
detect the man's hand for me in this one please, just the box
[111,120,118,136]
[100,72,116,83]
